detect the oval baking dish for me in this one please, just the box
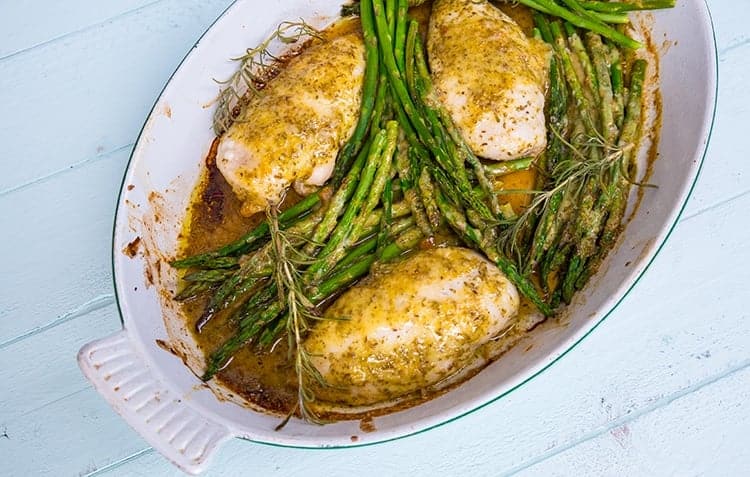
[78,0,717,473]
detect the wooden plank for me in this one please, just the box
[0,0,161,59]
[97,366,750,477]
[0,149,127,345]
[681,43,750,219]
[0,305,120,423]
[0,388,148,477]
[514,366,750,476]
[0,0,232,193]
[710,0,749,56]
[38,178,750,476]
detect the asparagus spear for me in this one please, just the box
[174,280,215,302]
[550,21,598,135]
[554,22,620,297]
[395,139,433,236]
[484,158,534,177]
[302,135,375,257]
[305,121,399,283]
[516,0,642,48]
[182,269,234,283]
[522,15,571,268]
[610,48,626,129]
[564,22,600,109]
[331,0,382,184]
[416,159,442,229]
[579,0,676,13]
[195,207,326,330]
[332,215,416,275]
[376,177,394,256]
[587,32,618,143]
[574,61,647,291]
[368,0,495,222]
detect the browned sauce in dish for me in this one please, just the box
[179,140,298,413]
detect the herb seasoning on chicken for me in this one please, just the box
[306,247,520,407]
[216,30,365,216]
[427,0,551,160]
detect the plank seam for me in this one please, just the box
[719,36,750,58]
[0,0,166,63]
[678,188,750,224]
[82,447,155,477]
[0,293,115,350]
[78,360,750,476]
[17,386,91,420]
[0,143,133,198]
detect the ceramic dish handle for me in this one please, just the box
[78,330,232,475]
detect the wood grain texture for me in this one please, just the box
[681,41,750,219]
[2,387,149,477]
[0,0,747,475]
[516,366,750,477]
[0,0,160,59]
[0,306,120,422]
[0,150,125,344]
[0,0,233,193]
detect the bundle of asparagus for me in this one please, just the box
[514,0,675,48]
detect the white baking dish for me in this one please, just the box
[78,0,717,473]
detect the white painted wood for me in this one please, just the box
[706,0,748,52]
[0,0,232,193]
[1,0,748,475]
[515,366,750,477]
[0,0,159,58]
[0,151,126,344]
[0,305,120,422]
[681,36,750,218]
[1,387,150,477]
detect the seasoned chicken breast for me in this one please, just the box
[305,247,520,407]
[216,30,365,216]
[427,0,551,160]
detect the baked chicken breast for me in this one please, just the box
[216,31,365,216]
[427,0,551,160]
[305,247,520,407]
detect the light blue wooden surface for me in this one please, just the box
[1,0,747,475]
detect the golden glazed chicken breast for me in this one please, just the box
[427,0,551,160]
[216,31,365,216]
[305,247,520,407]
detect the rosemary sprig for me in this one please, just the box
[213,20,322,136]
[497,130,632,270]
[265,206,328,428]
